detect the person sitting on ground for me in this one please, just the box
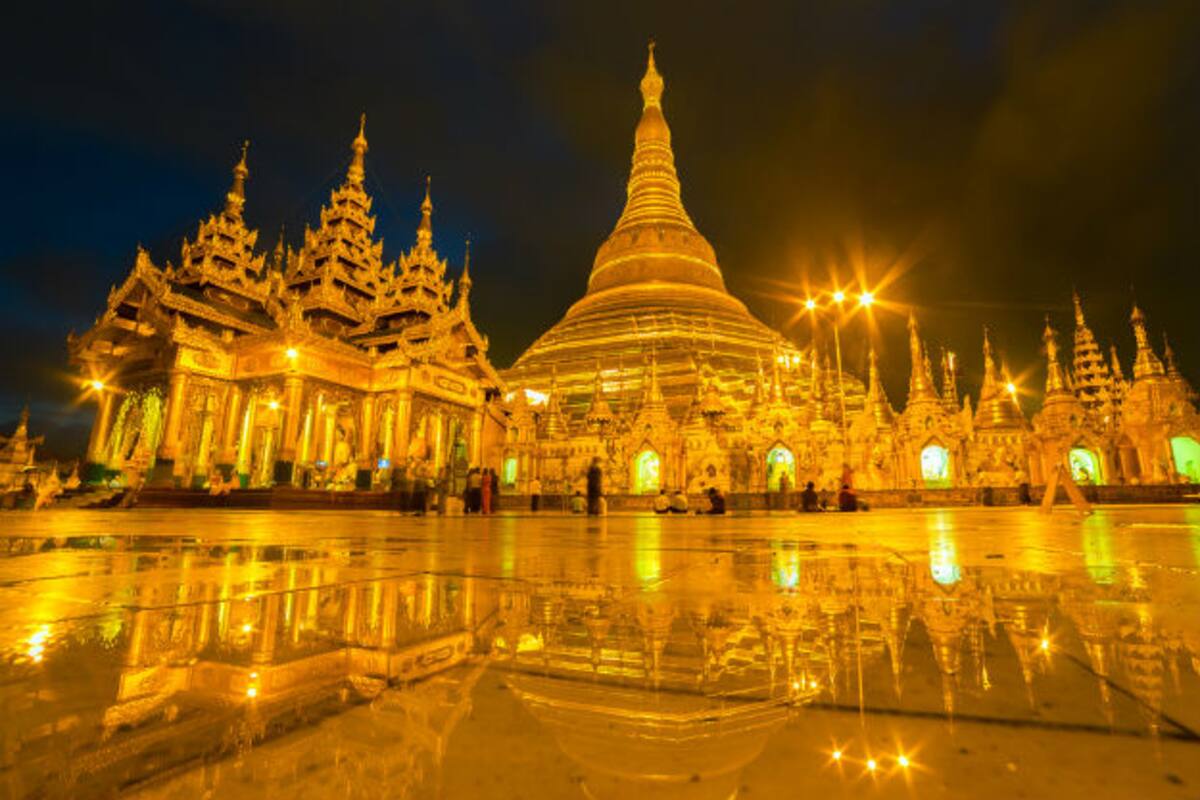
[669,488,688,513]
[653,489,671,514]
[570,490,586,514]
[837,483,858,512]
[703,486,726,515]
[799,481,820,512]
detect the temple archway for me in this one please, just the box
[1068,447,1102,485]
[634,448,661,494]
[765,445,796,492]
[1170,436,1200,483]
[920,443,951,488]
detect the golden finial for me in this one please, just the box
[1072,289,1086,327]
[224,140,249,218]
[348,113,368,186]
[1130,302,1165,379]
[640,40,664,109]
[416,176,433,248]
[459,237,472,298]
[1043,315,1069,395]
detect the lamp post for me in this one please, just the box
[802,289,876,455]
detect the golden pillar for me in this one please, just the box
[158,370,190,460]
[86,389,116,464]
[393,389,413,465]
[218,384,243,465]
[470,408,484,467]
[360,394,376,468]
[321,405,337,465]
[252,592,281,665]
[235,397,257,476]
[279,375,305,461]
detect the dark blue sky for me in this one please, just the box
[2,1,1197,458]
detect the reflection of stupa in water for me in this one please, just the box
[503,46,857,418]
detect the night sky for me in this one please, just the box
[2,1,1198,459]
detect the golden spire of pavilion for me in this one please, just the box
[1130,304,1165,379]
[224,140,249,219]
[907,311,937,401]
[417,176,434,249]
[347,113,368,186]
[457,237,472,307]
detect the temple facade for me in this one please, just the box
[496,47,1200,497]
[71,119,506,490]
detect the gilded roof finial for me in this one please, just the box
[640,40,663,109]
[1130,303,1165,379]
[417,176,434,249]
[1163,332,1179,377]
[224,140,249,218]
[348,113,368,186]
[459,237,472,298]
[1072,289,1086,328]
[906,310,936,401]
[1043,315,1069,395]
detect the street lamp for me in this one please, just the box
[802,288,868,455]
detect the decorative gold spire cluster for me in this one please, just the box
[864,349,896,428]
[975,328,1023,429]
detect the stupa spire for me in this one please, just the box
[588,44,725,295]
[866,349,895,426]
[1070,291,1112,413]
[224,140,249,219]
[1130,304,1165,379]
[1163,333,1180,377]
[1043,316,1070,396]
[417,175,433,249]
[907,311,937,402]
[347,113,368,186]
[457,237,472,307]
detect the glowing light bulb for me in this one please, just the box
[285,347,299,359]
[832,750,842,762]
[867,759,877,772]
[89,379,105,391]
[246,686,257,698]
[1040,637,1050,652]
[898,755,910,768]
[859,291,874,307]
[241,623,253,633]
[267,400,280,411]
[804,298,817,311]
[792,680,801,690]
[1007,382,1018,396]
[832,290,846,303]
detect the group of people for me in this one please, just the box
[650,487,727,515]
[796,481,862,512]
[463,467,500,514]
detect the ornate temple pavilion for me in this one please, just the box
[70,119,506,490]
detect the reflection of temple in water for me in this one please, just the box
[3,518,1199,797]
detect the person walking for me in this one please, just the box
[586,458,603,516]
[482,467,493,514]
[529,476,542,512]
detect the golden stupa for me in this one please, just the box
[504,45,807,417]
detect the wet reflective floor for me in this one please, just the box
[1,507,1199,799]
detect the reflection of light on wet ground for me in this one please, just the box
[0,507,1197,798]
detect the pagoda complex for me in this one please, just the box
[67,48,1200,497]
[70,118,505,490]
[497,47,1200,498]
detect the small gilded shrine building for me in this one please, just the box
[71,118,506,489]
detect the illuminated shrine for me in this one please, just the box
[70,121,506,490]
